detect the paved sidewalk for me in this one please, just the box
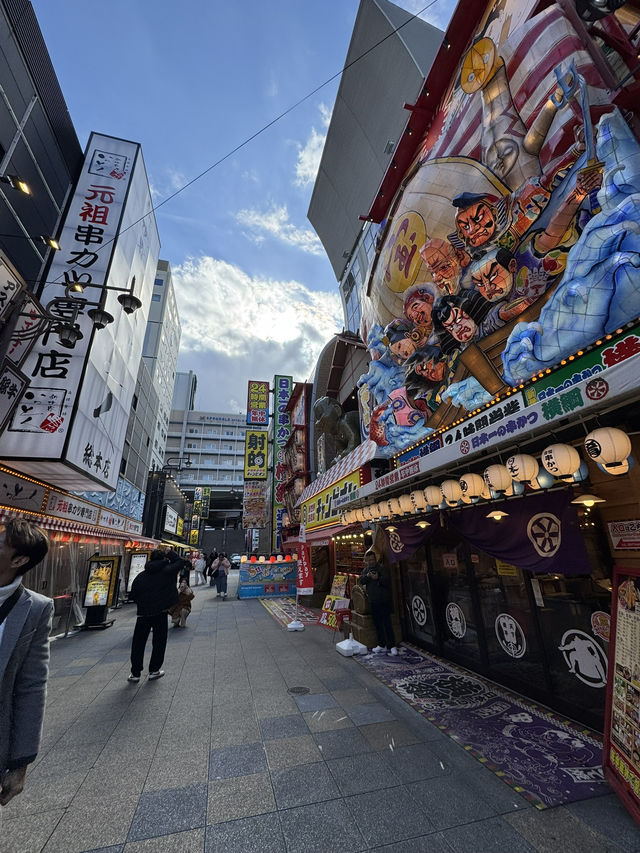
[1,572,639,853]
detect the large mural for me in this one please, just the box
[357,1,640,456]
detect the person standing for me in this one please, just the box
[169,578,194,628]
[0,520,50,809]
[193,552,206,586]
[128,549,181,682]
[359,549,399,656]
[212,553,230,599]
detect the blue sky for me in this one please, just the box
[32,0,455,411]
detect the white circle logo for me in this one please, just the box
[558,629,608,688]
[446,602,466,638]
[388,529,403,553]
[411,595,427,627]
[495,613,526,658]
[527,512,561,557]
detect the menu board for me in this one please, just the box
[604,567,640,827]
[127,552,149,593]
[83,556,120,608]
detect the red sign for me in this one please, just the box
[297,544,314,595]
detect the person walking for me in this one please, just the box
[169,578,194,628]
[211,553,231,599]
[193,552,206,586]
[128,549,181,682]
[359,548,399,656]
[0,520,50,810]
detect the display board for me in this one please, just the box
[317,594,350,630]
[126,551,149,593]
[604,566,640,828]
[237,559,297,599]
[83,555,120,608]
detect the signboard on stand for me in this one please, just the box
[82,555,120,628]
[127,552,149,593]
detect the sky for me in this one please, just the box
[31,0,456,412]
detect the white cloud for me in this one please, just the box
[294,103,331,188]
[173,255,342,409]
[235,204,324,255]
[397,0,457,31]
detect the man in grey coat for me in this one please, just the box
[0,520,50,808]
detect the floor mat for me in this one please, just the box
[260,597,320,628]
[356,643,608,810]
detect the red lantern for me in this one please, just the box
[250,555,257,563]
[269,555,276,563]
[284,554,292,561]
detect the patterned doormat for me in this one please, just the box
[356,644,608,810]
[260,597,320,628]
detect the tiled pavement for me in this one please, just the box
[1,572,639,853]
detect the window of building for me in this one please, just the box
[152,294,161,302]
[154,277,164,287]
[132,394,138,410]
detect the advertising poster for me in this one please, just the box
[317,594,350,630]
[83,555,120,608]
[237,559,297,599]
[246,379,270,426]
[330,574,348,597]
[604,568,640,826]
[244,430,268,479]
[609,521,640,552]
[272,375,292,551]
[127,552,149,592]
[242,480,268,529]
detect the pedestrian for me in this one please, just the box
[178,556,190,583]
[211,553,231,599]
[168,577,194,628]
[128,549,182,682]
[0,520,50,809]
[359,549,399,656]
[193,552,206,586]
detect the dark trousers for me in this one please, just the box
[370,601,396,648]
[215,573,227,594]
[130,612,168,676]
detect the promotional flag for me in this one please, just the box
[297,544,314,595]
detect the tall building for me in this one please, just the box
[142,259,181,469]
[172,370,197,412]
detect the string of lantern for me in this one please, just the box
[340,427,631,527]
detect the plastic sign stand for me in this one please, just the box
[336,633,368,657]
[287,619,305,632]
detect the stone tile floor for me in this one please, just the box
[1,571,639,852]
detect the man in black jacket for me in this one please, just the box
[128,549,181,682]
[359,549,399,656]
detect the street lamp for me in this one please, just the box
[162,455,193,473]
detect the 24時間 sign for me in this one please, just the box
[247,380,269,426]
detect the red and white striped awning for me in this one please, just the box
[296,440,378,507]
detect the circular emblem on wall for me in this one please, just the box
[411,595,427,627]
[460,439,470,455]
[558,629,608,688]
[495,613,526,658]
[387,529,403,554]
[445,602,466,638]
[591,611,611,642]
[585,377,609,401]
[527,513,561,557]
[380,210,426,293]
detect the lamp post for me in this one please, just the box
[162,455,193,474]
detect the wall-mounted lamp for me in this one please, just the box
[486,510,509,521]
[386,524,398,533]
[571,494,606,508]
[0,174,30,194]
[415,520,431,529]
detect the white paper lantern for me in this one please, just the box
[459,473,484,501]
[541,443,581,482]
[441,480,463,507]
[506,453,539,483]
[584,427,632,471]
[361,505,376,521]
[424,485,443,508]
[410,489,428,510]
[387,496,403,516]
[375,501,390,518]
[398,494,414,514]
[483,464,512,493]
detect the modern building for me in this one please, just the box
[142,259,181,470]
[172,369,197,411]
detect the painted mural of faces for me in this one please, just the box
[414,355,446,383]
[470,249,517,302]
[442,305,477,343]
[419,239,466,295]
[390,336,417,365]
[455,200,498,249]
[405,291,435,326]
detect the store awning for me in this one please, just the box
[297,440,378,507]
[0,506,152,542]
[302,522,361,544]
[161,538,190,551]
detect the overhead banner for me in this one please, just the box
[300,469,361,531]
[244,430,268,479]
[272,375,292,551]
[242,480,268,529]
[247,380,270,426]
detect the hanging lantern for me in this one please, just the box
[376,500,390,518]
[459,473,484,502]
[572,460,589,482]
[598,457,632,476]
[361,505,376,521]
[541,443,581,482]
[480,484,493,500]
[410,489,428,511]
[387,497,403,517]
[398,494,414,515]
[369,504,382,520]
[506,454,539,483]
[424,485,444,508]
[536,469,555,489]
[511,480,525,495]
[441,480,463,507]
[352,508,367,522]
[584,427,632,472]
[483,464,512,493]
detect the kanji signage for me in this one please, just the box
[300,470,361,531]
[46,491,99,524]
[272,375,292,550]
[242,480,268,529]
[246,380,270,426]
[609,522,640,552]
[244,430,268,479]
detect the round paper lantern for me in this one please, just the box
[276,555,283,562]
[572,460,589,482]
[584,427,632,471]
[410,489,428,510]
[375,501,390,518]
[250,555,257,562]
[269,556,276,563]
[506,454,539,483]
[541,443,581,482]
[353,508,367,522]
[387,497,403,516]
[597,457,632,476]
[424,485,443,508]
[483,464,512,493]
[480,485,493,501]
[284,554,292,561]
[459,473,484,502]
[361,505,376,521]
[441,479,462,507]
[536,469,555,489]
[398,494,414,514]
[511,480,525,495]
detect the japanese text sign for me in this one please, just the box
[244,430,268,479]
[247,379,270,426]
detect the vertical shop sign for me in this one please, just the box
[272,375,292,551]
[247,379,270,426]
[297,544,314,595]
[244,429,268,479]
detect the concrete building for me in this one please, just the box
[172,369,197,412]
[142,259,181,470]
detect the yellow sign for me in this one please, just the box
[189,528,199,545]
[496,559,518,577]
[244,429,268,479]
[301,471,361,531]
[379,210,426,293]
[177,517,184,536]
